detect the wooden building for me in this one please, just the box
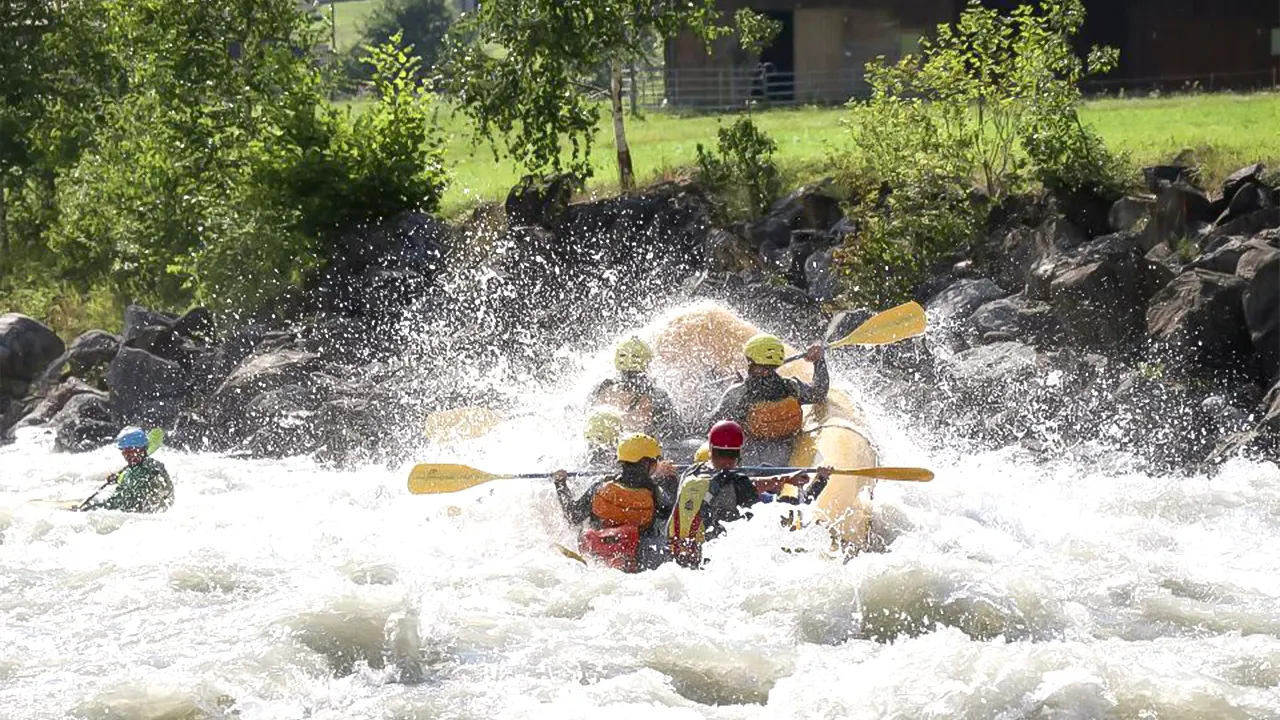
[662,0,1280,108]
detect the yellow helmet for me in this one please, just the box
[693,443,711,463]
[743,333,785,367]
[616,433,662,463]
[614,336,653,373]
[583,411,623,447]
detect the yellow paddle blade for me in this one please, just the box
[833,466,934,482]
[423,406,505,443]
[555,544,587,565]
[407,463,501,494]
[828,301,927,349]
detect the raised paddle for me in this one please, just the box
[407,462,933,495]
[782,300,927,364]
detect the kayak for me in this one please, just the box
[650,305,880,553]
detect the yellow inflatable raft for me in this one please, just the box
[649,305,879,553]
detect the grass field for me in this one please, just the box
[325,0,378,53]
[421,91,1280,215]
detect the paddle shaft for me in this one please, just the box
[481,465,923,479]
[77,476,115,511]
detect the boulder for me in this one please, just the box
[505,173,579,228]
[1109,196,1154,234]
[1236,244,1280,281]
[50,391,116,453]
[926,278,1006,326]
[703,229,760,274]
[106,347,192,427]
[1221,163,1265,201]
[995,216,1087,295]
[0,314,65,383]
[1040,233,1146,349]
[1142,165,1196,193]
[1146,270,1252,369]
[1205,207,1280,246]
[1140,183,1213,252]
[767,181,843,232]
[122,305,174,343]
[18,377,100,428]
[1215,181,1273,226]
[1140,244,1181,299]
[744,216,790,252]
[40,330,121,385]
[1190,238,1269,275]
[971,298,1021,337]
[804,247,839,302]
[1242,251,1279,379]
[204,348,325,429]
[172,306,215,343]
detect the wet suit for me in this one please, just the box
[707,357,829,467]
[589,373,684,446]
[82,457,174,513]
[555,463,674,572]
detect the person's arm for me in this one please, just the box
[795,346,829,404]
[552,472,595,526]
[751,466,832,495]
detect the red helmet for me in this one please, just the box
[708,420,745,450]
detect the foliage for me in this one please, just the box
[836,0,1124,307]
[695,117,783,218]
[733,9,782,56]
[2,0,449,326]
[344,0,454,84]
[435,0,730,181]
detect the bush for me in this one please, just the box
[695,116,783,218]
[836,0,1126,307]
[344,0,454,85]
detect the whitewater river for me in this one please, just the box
[3,311,1280,719]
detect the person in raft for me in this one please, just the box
[552,433,677,573]
[581,411,624,470]
[667,420,831,569]
[706,333,828,467]
[588,336,684,447]
[80,426,174,513]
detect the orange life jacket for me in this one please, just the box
[591,480,656,530]
[745,396,803,440]
[579,525,641,572]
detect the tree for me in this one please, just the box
[345,0,454,83]
[0,0,55,270]
[438,0,769,190]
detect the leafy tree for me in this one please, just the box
[837,0,1125,307]
[345,0,454,83]
[437,0,774,190]
[0,0,55,270]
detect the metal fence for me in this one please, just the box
[621,65,1280,113]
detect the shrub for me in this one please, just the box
[695,116,783,218]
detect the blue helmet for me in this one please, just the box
[115,426,149,450]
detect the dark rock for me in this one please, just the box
[1216,181,1273,226]
[1242,252,1279,378]
[971,299,1021,337]
[50,392,116,453]
[745,216,790,251]
[1237,244,1280,281]
[830,215,858,241]
[1049,184,1116,238]
[107,347,192,427]
[1141,244,1181,299]
[39,330,121,386]
[172,307,215,343]
[18,378,100,428]
[1142,165,1195,193]
[123,323,182,360]
[982,331,1017,344]
[804,247,839,302]
[0,314,65,384]
[768,180,843,232]
[315,210,451,318]
[1206,207,1280,246]
[123,305,174,342]
[1146,269,1252,369]
[1210,377,1280,462]
[1190,238,1271,275]
[703,228,760,274]
[1222,163,1264,200]
[1109,196,1154,233]
[204,349,325,428]
[926,279,1006,325]
[1141,183,1213,252]
[1040,233,1147,349]
[505,173,579,228]
[995,217,1087,295]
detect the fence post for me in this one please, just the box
[719,69,725,111]
[628,64,638,114]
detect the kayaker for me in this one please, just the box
[552,432,677,573]
[588,336,683,446]
[706,334,828,466]
[582,411,623,469]
[80,426,174,513]
[667,420,831,569]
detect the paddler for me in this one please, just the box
[706,334,828,466]
[79,426,174,513]
[588,336,683,446]
[582,411,623,470]
[667,420,831,569]
[552,433,677,573]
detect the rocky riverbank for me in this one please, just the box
[2,165,1276,471]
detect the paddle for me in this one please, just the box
[782,300,927,364]
[407,462,933,495]
[75,428,166,511]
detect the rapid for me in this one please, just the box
[3,300,1280,720]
